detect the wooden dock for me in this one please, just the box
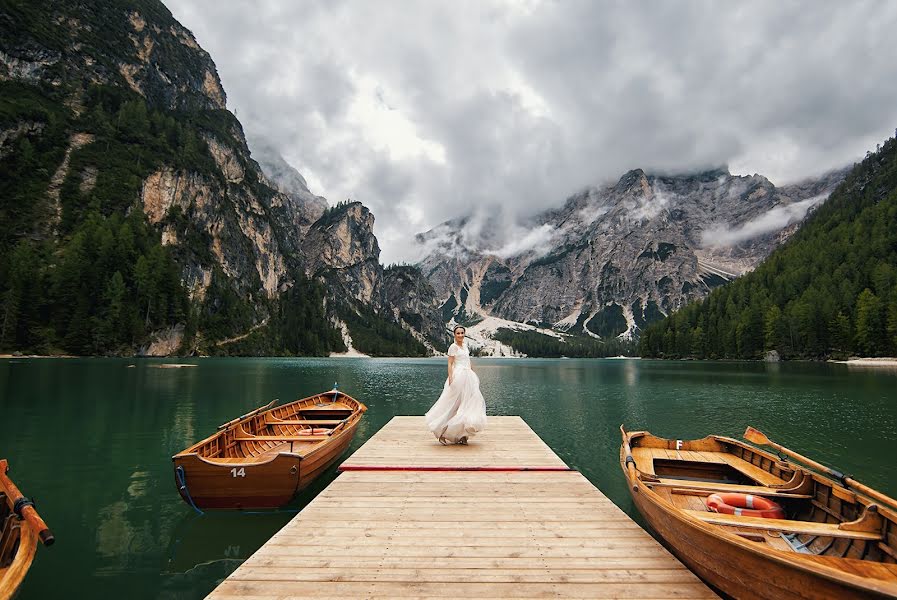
[207,416,717,598]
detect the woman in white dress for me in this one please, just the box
[425,326,487,445]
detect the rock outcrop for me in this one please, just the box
[251,137,328,235]
[382,265,449,350]
[303,202,383,307]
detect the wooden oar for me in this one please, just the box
[217,399,277,430]
[744,426,897,509]
[0,460,54,546]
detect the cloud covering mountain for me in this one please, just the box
[168,1,897,263]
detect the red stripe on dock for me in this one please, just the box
[338,465,574,472]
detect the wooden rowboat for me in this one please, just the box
[1,460,54,600]
[172,389,366,510]
[620,426,897,599]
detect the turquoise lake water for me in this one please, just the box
[1,357,895,598]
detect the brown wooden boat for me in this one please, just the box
[172,389,366,510]
[1,460,54,600]
[620,426,897,599]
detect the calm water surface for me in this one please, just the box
[1,357,895,598]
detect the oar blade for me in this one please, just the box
[744,426,771,445]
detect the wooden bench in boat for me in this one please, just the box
[263,419,344,426]
[632,447,787,486]
[300,404,353,412]
[648,478,813,499]
[235,433,330,442]
[232,422,337,443]
[203,455,286,464]
[683,510,885,540]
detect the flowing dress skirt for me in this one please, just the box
[425,365,487,443]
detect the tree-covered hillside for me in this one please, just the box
[0,79,346,355]
[640,134,897,360]
[0,1,348,356]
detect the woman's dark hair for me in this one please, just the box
[453,325,466,334]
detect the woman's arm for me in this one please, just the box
[447,355,455,385]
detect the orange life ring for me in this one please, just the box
[706,493,785,519]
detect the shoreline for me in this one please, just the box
[4,353,897,365]
[1,354,78,359]
[831,357,897,367]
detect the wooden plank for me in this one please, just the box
[683,510,884,540]
[240,555,687,570]
[264,419,343,425]
[235,435,330,442]
[229,566,703,583]
[716,453,785,486]
[648,478,812,498]
[210,580,717,598]
[207,417,716,599]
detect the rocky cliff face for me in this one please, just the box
[382,265,449,350]
[418,167,849,339]
[1,3,226,112]
[3,3,297,306]
[302,202,383,307]
[251,138,328,236]
[1,1,439,356]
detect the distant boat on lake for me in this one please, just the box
[172,390,366,510]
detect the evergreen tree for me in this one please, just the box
[855,289,885,355]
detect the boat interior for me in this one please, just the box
[0,491,28,584]
[1,492,15,568]
[627,432,897,577]
[184,392,363,462]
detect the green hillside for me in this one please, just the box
[640,134,897,360]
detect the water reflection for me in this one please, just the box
[164,511,292,574]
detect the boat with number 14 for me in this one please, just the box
[172,388,366,510]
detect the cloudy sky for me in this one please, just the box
[169,1,897,264]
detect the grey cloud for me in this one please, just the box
[701,193,830,248]
[168,1,897,264]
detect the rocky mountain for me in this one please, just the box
[417,166,849,342]
[382,265,447,350]
[250,137,328,236]
[0,0,435,357]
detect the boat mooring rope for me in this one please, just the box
[176,466,204,516]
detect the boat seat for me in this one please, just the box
[264,419,343,426]
[234,433,330,443]
[649,478,813,499]
[683,510,884,540]
[632,446,787,486]
[300,404,352,411]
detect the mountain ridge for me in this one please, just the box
[416,164,850,349]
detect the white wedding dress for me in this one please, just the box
[425,342,487,443]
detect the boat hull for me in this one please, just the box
[621,449,897,599]
[0,464,41,600]
[0,519,37,600]
[174,418,361,510]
